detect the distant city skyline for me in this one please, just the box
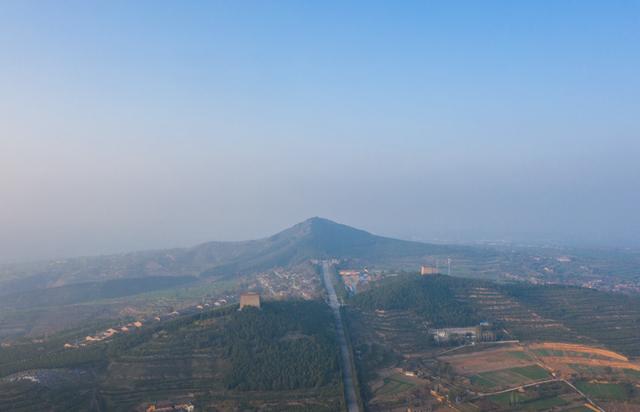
[1,1,639,262]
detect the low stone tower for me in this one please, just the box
[239,292,261,310]
[421,265,438,275]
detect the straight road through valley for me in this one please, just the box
[321,261,359,412]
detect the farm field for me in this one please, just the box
[489,391,568,410]
[440,345,539,376]
[501,285,640,357]
[469,365,550,390]
[454,280,640,357]
[527,342,640,381]
[344,274,640,411]
[375,373,417,396]
[441,341,640,382]
[575,381,630,401]
[470,380,599,411]
[530,342,629,361]
[434,342,640,410]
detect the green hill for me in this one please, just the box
[351,273,640,356]
[350,274,480,327]
[0,300,343,412]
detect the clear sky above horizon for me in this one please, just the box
[1,1,639,261]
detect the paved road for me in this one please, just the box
[321,261,360,412]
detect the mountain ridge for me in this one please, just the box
[0,217,454,295]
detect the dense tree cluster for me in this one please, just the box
[222,301,339,390]
[350,274,479,327]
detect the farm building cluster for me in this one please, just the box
[429,323,496,344]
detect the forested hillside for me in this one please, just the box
[350,274,480,327]
[0,301,343,411]
[223,302,339,390]
[351,273,640,357]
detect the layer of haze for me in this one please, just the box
[1,1,639,262]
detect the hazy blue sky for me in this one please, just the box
[1,1,639,261]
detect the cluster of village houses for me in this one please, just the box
[338,268,381,293]
[64,320,144,348]
[63,297,231,349]
[252,268,321,300]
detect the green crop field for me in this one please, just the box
[490,391,568,410]
[511,365,550,380]
[521,396,568,410]
[375,375,416,396]
[470,374,498,389]
[575,382,629,400]
[568,364,610,376]
[489,391,527,406]
[506,351,532,360]
[470,365,549,390]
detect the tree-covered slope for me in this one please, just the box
[350,273,640,357]
[0,300,343,411]
[350,274,481,327]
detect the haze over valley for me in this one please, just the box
[1,2,639,411]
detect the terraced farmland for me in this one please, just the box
[463,285,582,342]
[450,280,640,357]
[503,284,640,356]
[346,308,433,357]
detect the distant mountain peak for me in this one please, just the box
[278,217,372,240]
[2,217,460,294]
[297,216,340,228]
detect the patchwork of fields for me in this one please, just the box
[435,341,640,410]
[346,275,640,411]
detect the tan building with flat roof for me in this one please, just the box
[240,292,261,310]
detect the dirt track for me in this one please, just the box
[529,342,629,361]
[541,356,640,371]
